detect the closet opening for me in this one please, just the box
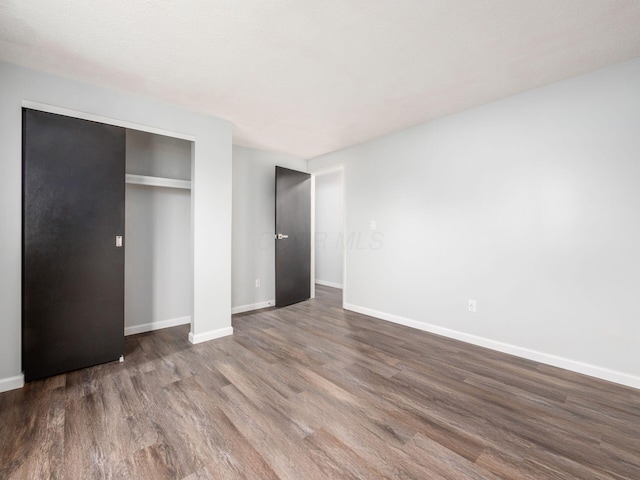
[21,100,201,365]
[124,130,193,336]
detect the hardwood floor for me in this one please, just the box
[1,285,639,479]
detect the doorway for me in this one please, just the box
[312,167,345,305]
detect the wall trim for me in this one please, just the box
[344,303,640,390]
[125,316,191,336]
[0,374,24,393]
[231,300,275,315]
[315,279,343,289]
[21,100,196,141]
[189,326,234,345]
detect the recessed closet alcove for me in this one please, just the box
[124,130,193,335]
[22,109,194,381]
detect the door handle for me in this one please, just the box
[275,233,289,240]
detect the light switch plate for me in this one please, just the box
[468,299,477,312]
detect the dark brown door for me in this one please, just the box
[23,109,125,382]
[275,166,311,307]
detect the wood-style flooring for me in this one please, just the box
[1,285,639,479]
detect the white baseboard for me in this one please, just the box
[344,303,640,391]
[232,300,275,315]
[0,374,25,393]
[189,326,234,345]
[125,316,191,336]
[315,279,344,289]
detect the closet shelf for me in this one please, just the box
[125,174,191,190]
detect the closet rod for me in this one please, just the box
[125,174,191,190]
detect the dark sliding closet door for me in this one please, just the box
[23,109,125,382]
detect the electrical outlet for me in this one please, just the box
[370,220,376,231]
[468,299,477,313]
[255,279,260,288]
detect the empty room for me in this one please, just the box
[1,1,640,479]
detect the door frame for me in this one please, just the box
[310,164,346,308]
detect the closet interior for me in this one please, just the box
[124,130,193,335]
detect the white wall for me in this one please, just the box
[0,61,232,391]
[315,170,343,288]
[125,130,192,334]
[232,146,306,312]
[126,129,192,180]
[308,57,640,388]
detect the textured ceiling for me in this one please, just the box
[1,1,640,158]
